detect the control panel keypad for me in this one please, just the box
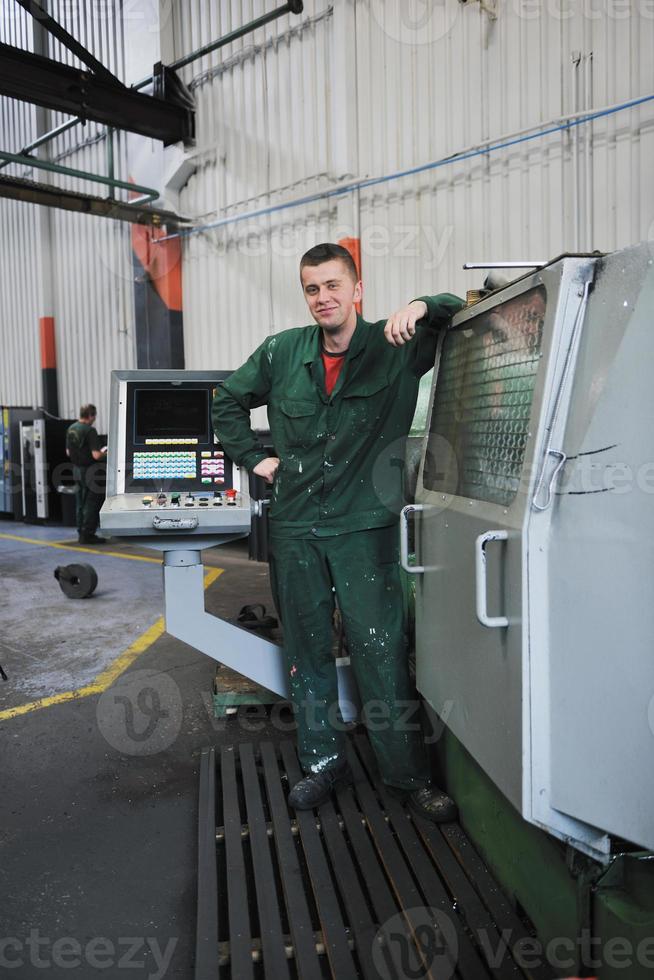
[133,451,197,480]
[200,451,225,484]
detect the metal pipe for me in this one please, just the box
[0,117,80,172]
[132,1,304,86]
[0,149,159,202]
[128,193,153,206]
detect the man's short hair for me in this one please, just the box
[300,243,359,283]
[80,404,96,420]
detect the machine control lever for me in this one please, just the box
[152,515,199,531]
[475,530,509,628]
[251,498,271,518]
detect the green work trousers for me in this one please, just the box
[73,466,104,536]
[269,526,430,790]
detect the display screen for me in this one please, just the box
[424,286,546,506]
[133,388,209,443]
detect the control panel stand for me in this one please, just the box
[164,549,288,696]
[100,371,359,722]
[162,549,359,721]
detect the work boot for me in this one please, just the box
[79,533,106,545]
[407,784,458,824]
[288,759,352,810]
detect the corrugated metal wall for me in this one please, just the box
[175,0,654,370]
[175,0,338,371]
[0,0,136,422]
[0,4,41,405]
[1,0,653,417]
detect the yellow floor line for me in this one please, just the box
[0,531,161,563]
[0,566,224,722]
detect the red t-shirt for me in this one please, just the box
[322,348,347,396]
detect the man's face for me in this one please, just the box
[300,259,362,331]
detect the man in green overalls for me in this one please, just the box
[213,243,464,820]
[65,404,107,545]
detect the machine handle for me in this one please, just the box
[400,504,425,574]
[152,515,199,531]
[475,530,509,628]
[251,498,270,518]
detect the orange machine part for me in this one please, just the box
[338,236,362,315]
[39,316,57,369]
[131,224,183,312]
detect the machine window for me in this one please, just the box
[424,286,546,505]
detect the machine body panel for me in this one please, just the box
[414,248,654,856]
[545,244,654,848]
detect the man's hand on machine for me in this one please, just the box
[253,457,280,484]
[384,300,428,347]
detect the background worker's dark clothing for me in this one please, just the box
[65,421,106,536]
[213,294,464,778]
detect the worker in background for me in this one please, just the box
[66,403,107,545]
[213,243,464,821]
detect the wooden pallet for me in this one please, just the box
[195,734,551,980]
[213,664,284,716]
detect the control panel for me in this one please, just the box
[101,370,253,541]
[123,379,234,493]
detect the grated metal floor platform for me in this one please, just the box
[195,733,551,980]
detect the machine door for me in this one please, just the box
[412,282,550,811]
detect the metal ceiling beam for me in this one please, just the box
[0,42,194,145]
[2,0,303,156]
[0,174,187,227]
[14,0,122,86]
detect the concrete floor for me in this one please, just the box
[0,521,286,979]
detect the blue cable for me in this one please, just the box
[161,92,654,242]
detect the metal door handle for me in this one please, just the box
[475,530,509,628]
[152,515,199,531]
[400,504,425,574]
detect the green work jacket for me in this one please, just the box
[212,293,464,538]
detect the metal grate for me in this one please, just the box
[195,733,551,980]
[424,287,546,506]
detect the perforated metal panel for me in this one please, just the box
[424,287,546,506]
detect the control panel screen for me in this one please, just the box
[123,378,234,493]
[134,388,209,443]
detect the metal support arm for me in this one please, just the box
[162,551,359,722]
